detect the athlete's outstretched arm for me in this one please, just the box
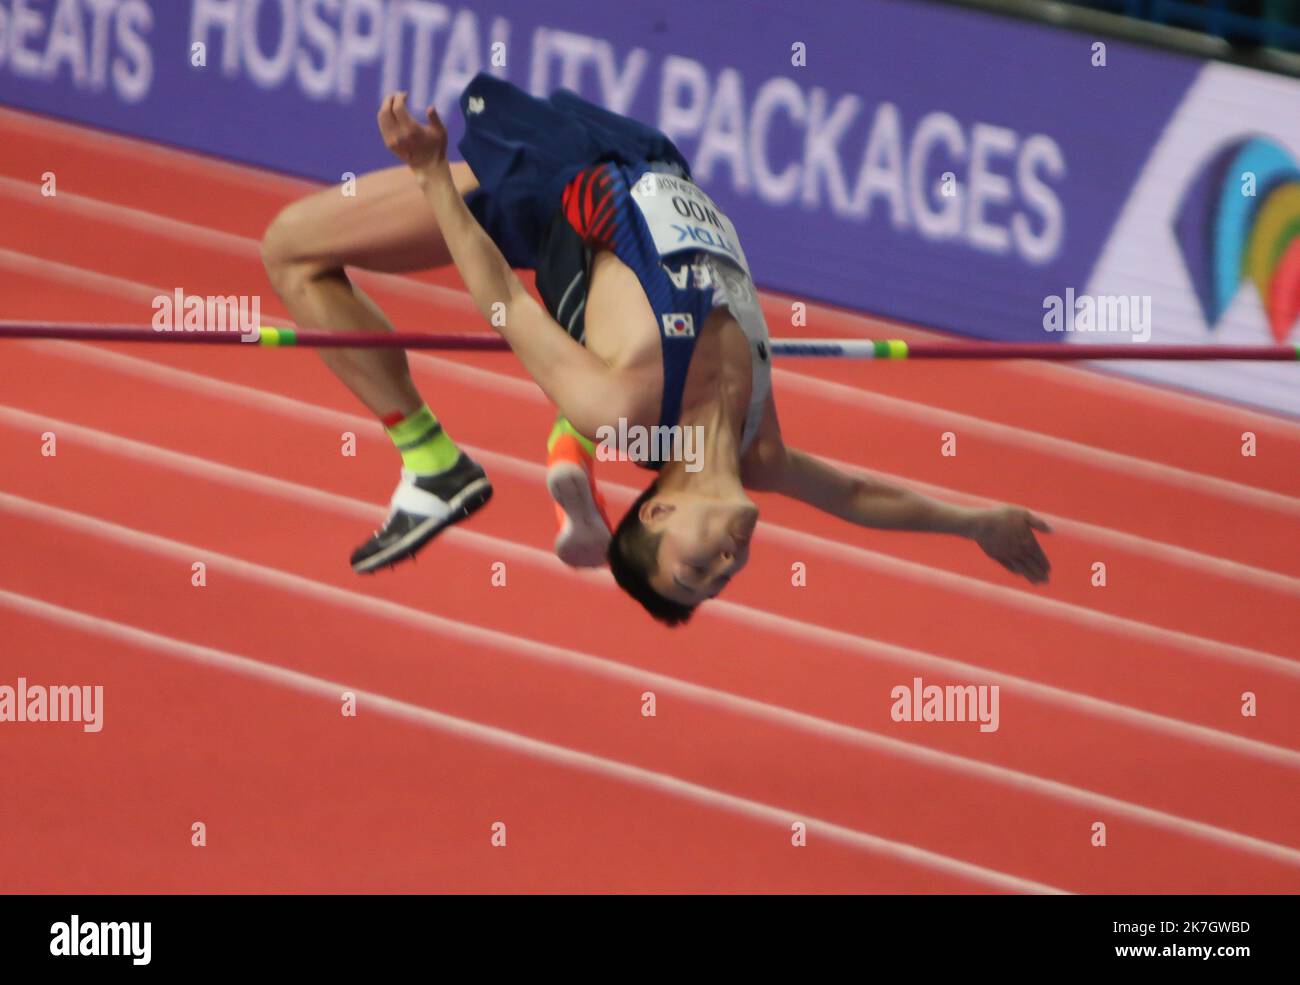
[376,92,637,435]
[742,400,1052,584]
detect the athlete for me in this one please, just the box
[261,75,1051,625]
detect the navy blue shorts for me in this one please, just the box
[459,73,690,271]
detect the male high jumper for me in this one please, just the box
[260,75,1050,625]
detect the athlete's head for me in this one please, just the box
[608,478,758,626]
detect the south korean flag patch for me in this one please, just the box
[662,313,695,337]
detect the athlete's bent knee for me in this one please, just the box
[261,201,327,297]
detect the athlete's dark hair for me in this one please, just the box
[607,479,696,627]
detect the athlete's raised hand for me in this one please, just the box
[378,92,448,177]
[970,506,1052,584]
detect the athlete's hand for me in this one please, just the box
[970,506,1052,584]
[378,92,448,178]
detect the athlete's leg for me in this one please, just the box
[260,162,478,416]
[527,196,612,566]
[547,415,611,567]
[261,163,492,573]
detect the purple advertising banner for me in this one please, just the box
[0,0,1203,342]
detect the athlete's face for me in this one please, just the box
[642,491,759,605]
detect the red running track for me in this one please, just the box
[1,107,1298,893]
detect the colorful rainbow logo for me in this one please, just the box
[1174,136,1300,342]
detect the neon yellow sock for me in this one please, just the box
[386,404,460,473]
[547,415,596,456]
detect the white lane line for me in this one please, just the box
[814,453,1300,599]
[9,351,1300,678]
[773,367,1300,516]
[0,586,1070,895]
[2,418,1298,770]
[6,242,1298,588]
[8,113,1292,440]
[756,298,1300,439]
[4,489,1298,869]
[5,243,1294,589]
[0,175,480,318]
[4,192,1297,512]
[0,105,322,193]
[29,334,1300,600]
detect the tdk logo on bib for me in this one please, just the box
[632,173,751,277]
[663,313,695,337]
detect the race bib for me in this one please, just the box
[630,171,751,277]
